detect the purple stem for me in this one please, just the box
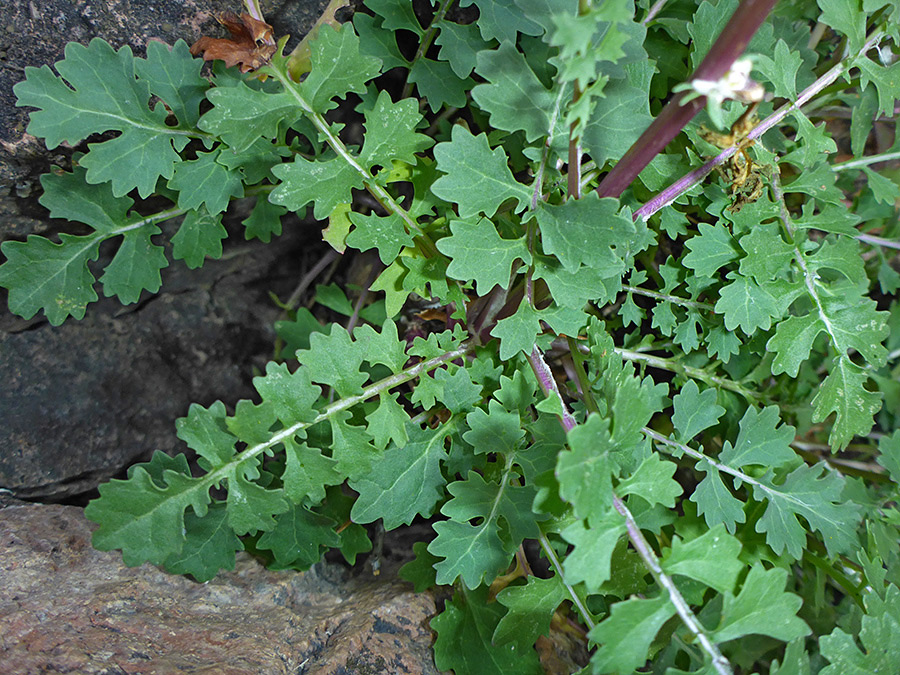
[634,29,886,221]
[595,0,779,199]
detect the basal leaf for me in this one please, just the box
[256,503,341,570]
[431,125,532,219]
[493,575,567,650]
[168,149,244,215]
[672,379,726,441]
[432,586,543,674]
[661,525,743,595]
[588,594,676,674]
[471,42,557,142]
[172,209,228,269]
[298,24,382,112]
[712,564,810,643]
[14,38,193,197]
[350,423,450,529]
[437,217,532,294]
[536,191,634,274]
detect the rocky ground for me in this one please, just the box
[0,1,443,672]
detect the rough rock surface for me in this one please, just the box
[0,216,324,500]
[0,0,337,500]
[0,502,442,674]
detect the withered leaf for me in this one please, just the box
[190,12,276,73]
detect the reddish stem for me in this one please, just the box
[595,0,779,199]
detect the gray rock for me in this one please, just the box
[0,502,442,674]
[0,0,335,500]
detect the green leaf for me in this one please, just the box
[493,575,567,649]
[471,42,557,142]
[536,192,635,274]
[431,125,532,218]
[85,455,208,566]
[346,212,415,264]
[13,38,192,197]
[408,57,472,112]
[557,414,615,522]
[617,453,683,508]
[198,84,298,153]
[490,297,541,360]
[691,462,747,533]
[437,217,532,294]
[682,222,741,276]
[270,154,363,220]
[435,21,485,78]
[463,400,526,455]
[811,356,884,450]
[560,507,626,591]
[661,525,744,595]
[738,223,795,283]
[856,54,900,117]
[432,586,543,675]
[718,406,797,470]
[295,322,366,397]
[581,75,653,167]
[350,423,450,529]
[460,0,543,43]
[0,169,167,323]
[818,0,867,54]
[715,271,781,335]
[135,40,209,128]
[168,149,244,215]
[712,564,810,643]
[251,361,322,427]
[672,379,726,441]
[430,469,539,588]
[876,430,900,484]
[256,503,341,570]
[754,39,803,99]
[820,585,900,675]
[162,504,242,582]
[282,438,342,505]
[754,462,861,559]
[242,197,286,243]
[588,594,676,674]
[297,24,382,112]
[172,209,227,269]
[359,89,434,169]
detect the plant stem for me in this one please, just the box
[537,528,596,631]
[610,494,733,675]
[832,151,900,170]
[269,62,441,258]
[596,0,779,199]
[614,348,760,402]
[635,28,887,221]
[402,0,457,100]
[526,346,733,675]
[622,284,714,311]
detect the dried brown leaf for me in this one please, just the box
[190,12,276,73]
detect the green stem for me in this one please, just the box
[527,346,733,675]
[268,64,441,258]
[614,348,761,402]
[537,528,596,631]
[203,344,470,492]
[622,284,715,311]
[401,0,458,100]
[832,151,900,171]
